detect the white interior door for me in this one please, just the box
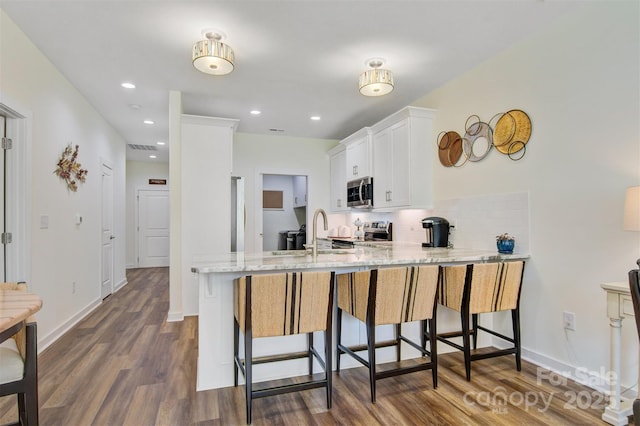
[137,189,169,267]
[101,162,114,299]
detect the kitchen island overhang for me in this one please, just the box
[191,244,529,391]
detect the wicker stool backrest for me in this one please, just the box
[337,266,440,326]
[467,261,525,314]
[234,271,333,338]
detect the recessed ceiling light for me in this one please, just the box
[250,110,261,115]
[149,155,157,159]
[143,120,154,125]
[156,141,166,145]
[310,116,321,121]
[121,82,136,89]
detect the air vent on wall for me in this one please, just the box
[127,144,158,151]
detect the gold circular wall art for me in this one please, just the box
[492,109,532,156]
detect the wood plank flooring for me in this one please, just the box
[0,267,624,425]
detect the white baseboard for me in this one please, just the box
[167,310,184,322]
[39,279,128,353]
[38,298,101,352]
[114,278,127,292]
[521,346,637,400]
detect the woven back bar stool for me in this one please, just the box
[0,282,39,426]
[436,260,525,381]
[336,265,440,403]
[233,271,334,424]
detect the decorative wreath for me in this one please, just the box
[54,144,88,192]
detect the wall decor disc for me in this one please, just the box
[462,121,492,162]
[438,131,463,167]
[493,109,531,154]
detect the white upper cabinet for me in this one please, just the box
[343,127,372,179]
[292,175,307,207]
[373,120,411,208]
[328,145,349,212]
[371,106,435,210]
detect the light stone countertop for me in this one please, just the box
[190,242,529,274]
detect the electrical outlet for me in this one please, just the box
[563,311,576,331]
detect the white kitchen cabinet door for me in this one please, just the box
[388,120,411,207]
[292,175,307,207]
[373,120,411,209]
[345,134,371,179]
[371,106,435,210]
[373,129,391,208]
[330,148,349,212]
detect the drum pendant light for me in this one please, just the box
[359,58,394,96]
[193,31,235,76]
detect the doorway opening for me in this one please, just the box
[261,174,307,251]
[0,102,28,283]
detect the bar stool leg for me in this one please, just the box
[308,332,314,376]
[324,329,332,409]
[336,308,343,373]
[429,316,438,389]
[512,308,522,371]
[366,321,377,403]
[462,309,472,381]
[472,314,479,350]
[395,323,401,362]
[244,329,253,424]
[25,322,39,426]
[234,319,239,387]
[17,393,26,425]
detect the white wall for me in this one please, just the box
[232,132,338,253]
[412,2,639,392]
[125,160,169,268]
[180,115,236,316]
[0,10,127,347]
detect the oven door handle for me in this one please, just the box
[359,179,365,204]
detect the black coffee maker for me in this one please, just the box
[421,217,451,248]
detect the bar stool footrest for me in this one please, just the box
[253,379,329,400]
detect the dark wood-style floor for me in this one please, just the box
[0,267,621,425]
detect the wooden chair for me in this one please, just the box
[436,261,525,381]
[0,282,38,426]
[628,268,640,422]
[233,271,334,424]
[336,265,440,403]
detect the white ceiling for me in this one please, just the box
[0,0,584,163]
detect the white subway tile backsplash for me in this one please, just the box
[435,192,530,253]
[330,192,530,254]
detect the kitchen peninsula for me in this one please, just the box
[191,243,528,391]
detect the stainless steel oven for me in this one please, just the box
[330,221,392,248]
[347,177,373,208]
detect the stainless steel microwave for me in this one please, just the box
[347,177,373,208]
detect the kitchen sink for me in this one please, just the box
[270,250,307,256]
[318,248,357,255]
[269,248,357,256]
